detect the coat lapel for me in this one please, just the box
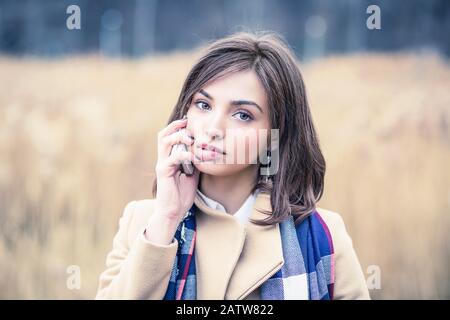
[194,191,284,300]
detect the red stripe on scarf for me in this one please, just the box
[176,230,197,300]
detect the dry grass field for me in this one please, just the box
[0,50,448,299]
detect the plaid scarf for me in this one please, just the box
[163,204,334,300]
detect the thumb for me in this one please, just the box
[180,167,199,187]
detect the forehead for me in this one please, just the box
[196,70,267,108]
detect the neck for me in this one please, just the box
[199,165,259,215]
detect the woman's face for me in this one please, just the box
[186,70,271,177]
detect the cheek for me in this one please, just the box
[257,131,269,154]
[186,111,202,137]
[186,107,195,123]
[247,138,260,164]
[225,128,262,163]
[186,105,200,122]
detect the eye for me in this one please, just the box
[194,100,211,111]
[233,111,253,122]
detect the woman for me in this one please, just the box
[95,31,370,300]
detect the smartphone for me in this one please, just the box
[171,118,194,175]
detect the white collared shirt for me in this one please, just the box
[196,188,259,225]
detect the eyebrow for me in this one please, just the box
[198,89,263,114]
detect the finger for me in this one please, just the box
[183,128,195,140]
[159,130,195,159]
[166,150,197,167]
[158,118,187,139]
[179,166,200,184]
[166,130,194,148]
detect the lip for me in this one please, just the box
[196,143,226,155]
[194,149,223,162]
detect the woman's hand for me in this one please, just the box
[146,118,200,244]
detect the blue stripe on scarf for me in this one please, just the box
[163,205,197,300]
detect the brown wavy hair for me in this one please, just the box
[151,31,325,226]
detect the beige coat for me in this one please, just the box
[95,191,370,300]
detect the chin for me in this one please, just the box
[194,162,247,177]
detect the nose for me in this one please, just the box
[204,113,225,142]
[205,127,224,141]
